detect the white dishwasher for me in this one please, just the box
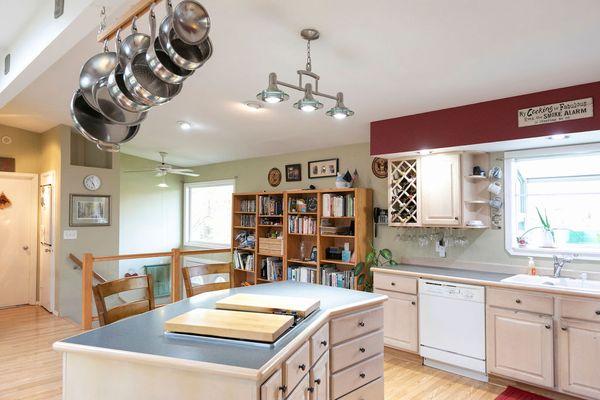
[418,279,487,381]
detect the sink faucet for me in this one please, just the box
[553,254,574,278]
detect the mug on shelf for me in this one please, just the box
[489,197,503,209]
[488,181,502,195]
[489,166,503,180]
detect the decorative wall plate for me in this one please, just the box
[268,167,282,187]
[371,157,388,178]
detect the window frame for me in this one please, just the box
[183,179,235,249]
[504,142,600,260]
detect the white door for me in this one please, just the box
[421,153,462,225]
[39,172,55,312]
[0,173,38,308]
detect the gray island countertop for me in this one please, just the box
[54,281,386,379]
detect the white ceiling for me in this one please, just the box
[0,0,43,51]
[1,0,600,166]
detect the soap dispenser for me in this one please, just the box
[528,257,537,276]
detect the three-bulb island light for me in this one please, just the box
[256,29,354,119]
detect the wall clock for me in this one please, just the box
[268,168,282,187]
[83,175,102,191]
[371,157,388,179]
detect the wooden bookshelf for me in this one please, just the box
[232,188,373,290]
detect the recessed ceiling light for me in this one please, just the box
[177,120,192,131]
[547,134,570,140]
[244,101,263,111]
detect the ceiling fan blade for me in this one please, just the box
[155,171,167,177]
[123,169,158,173]
[169,168,194,173]
[168,171,200,177]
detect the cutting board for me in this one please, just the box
[215,293,320,317]
[164,308,294,342]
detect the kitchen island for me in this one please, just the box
[54,281,386,400]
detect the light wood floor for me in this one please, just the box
[0,306,506,400]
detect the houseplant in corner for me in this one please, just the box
[355,243,399,292]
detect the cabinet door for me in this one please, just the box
[420,153,461,226]
[309,352,329,400]
[286,374,310,400]
[375,289,418,352]
[486,307,554,388]
[261,369,284,400]
[558,319,600,399]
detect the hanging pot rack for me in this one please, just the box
[97,0,164,42]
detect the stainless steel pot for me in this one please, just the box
[146,6,194,84]
[172,0,210,46]
[70,90,139,150]
[79,41,118,111]
[108,30,152,113]
[159,0,212,71]
[93,76,147,125]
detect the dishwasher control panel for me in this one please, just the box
[418,279,485,302]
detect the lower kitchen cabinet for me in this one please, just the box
[375,288,418,352]
[558,319,600,399]
[286,374,311,400]
[309,352,329,400]
[261,369,284,400]
[486,307,554,388]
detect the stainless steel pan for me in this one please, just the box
[146,6,193,84]
[159,0,212,71]
[79,41,118,111]
[70,90,139,151]
[93,76,147,125]
[172,0,210,46]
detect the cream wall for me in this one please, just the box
[186,142,600,275]
[0,124,41,173]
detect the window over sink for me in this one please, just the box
[184,180,235,248]
[505,143,600,259]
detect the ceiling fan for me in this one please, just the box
[124,152,199,177]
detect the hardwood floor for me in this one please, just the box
[0,306,81,400]
[0,306,506,400]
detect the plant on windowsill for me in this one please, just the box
[355,243,398,292]
[515,207,556,249]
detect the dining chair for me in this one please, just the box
[182,263,231,297]
[93,275,155,326]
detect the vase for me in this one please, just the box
[542,230,555,248]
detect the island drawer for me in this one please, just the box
[487,288,554,315]
[284,341,310,393]
[373,272,417,294]
[331,329,384,373]
[331,353,384,399]
[337,377,384,400]
[559,297,600,322]
[330,307,384,345]
[310,323,329,365]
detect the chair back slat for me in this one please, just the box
[182,263,231,298]
[93,275,155,326]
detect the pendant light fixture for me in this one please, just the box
[256,28,354,118]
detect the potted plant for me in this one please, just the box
[515,207,555,248]
[355,243,398,292]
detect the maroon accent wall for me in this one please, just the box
[370,81,600,155]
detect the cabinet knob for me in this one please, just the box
[359,372,366,379]
[307,387,315,393]
[561,327,568,331]
[359,347,366,353]
[391,282,396,286]
[358,321,365,327]
[320,340,327,346]
[515,299,521,304]
[279,385,287,392]
[411,301,416,306]
[298,364,306,371]
[595,310,600,315]
[454,217,459,220]
[314,378,321,385]
[545,324,551,329]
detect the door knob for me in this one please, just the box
[22,245,29,251]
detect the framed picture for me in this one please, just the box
[70,194,110,227]
[285,164,302,182]
[308,158,339,179]
[309,246,317,262]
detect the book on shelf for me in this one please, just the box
[288,215,317,235]
[287,265,317,283]
[321,265,355,289]
[322,193,355,218]
[239,214,256,227]
[239,199,256,212]
[260,257,283,281]
[259,195,283,216]
[233,250,254,271]
[234,231,255,248]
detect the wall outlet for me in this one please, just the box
[63,230,77,240]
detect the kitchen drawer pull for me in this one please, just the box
[307,387,315,393]
[391,282,396,286]
[279,385,287,393]
[411,301,416,305]
[545,324,551,329]
[314,378,321,385]
[359,372,366,379]
[358,321,365,327]
[299,364,306,371]
[321,340,328,346]
[595,310,600,315]
[515,299,522,304]
[359,347,366,353]
[561,327,568,331]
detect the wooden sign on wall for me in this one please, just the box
[0,157,15,172]
[517,97,593,127]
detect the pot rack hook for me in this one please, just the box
[131,15,138,33]
[102,39,109,53]
[98,6,107,35]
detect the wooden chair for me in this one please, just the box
[93,275,155,326]
[182,263,231,297]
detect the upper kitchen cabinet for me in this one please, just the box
[420,153,461,226]
[388,152,491,228]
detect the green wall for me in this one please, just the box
[0,124,41,173]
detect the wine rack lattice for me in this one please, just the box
[390,158,419,225]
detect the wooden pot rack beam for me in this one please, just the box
[97,0,163,43]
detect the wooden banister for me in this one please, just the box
[70,253,108,284]
[82,253,94,330]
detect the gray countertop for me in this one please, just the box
[374,264,513,283]
[57,281,385,371]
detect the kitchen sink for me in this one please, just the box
[501,274,600,292]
